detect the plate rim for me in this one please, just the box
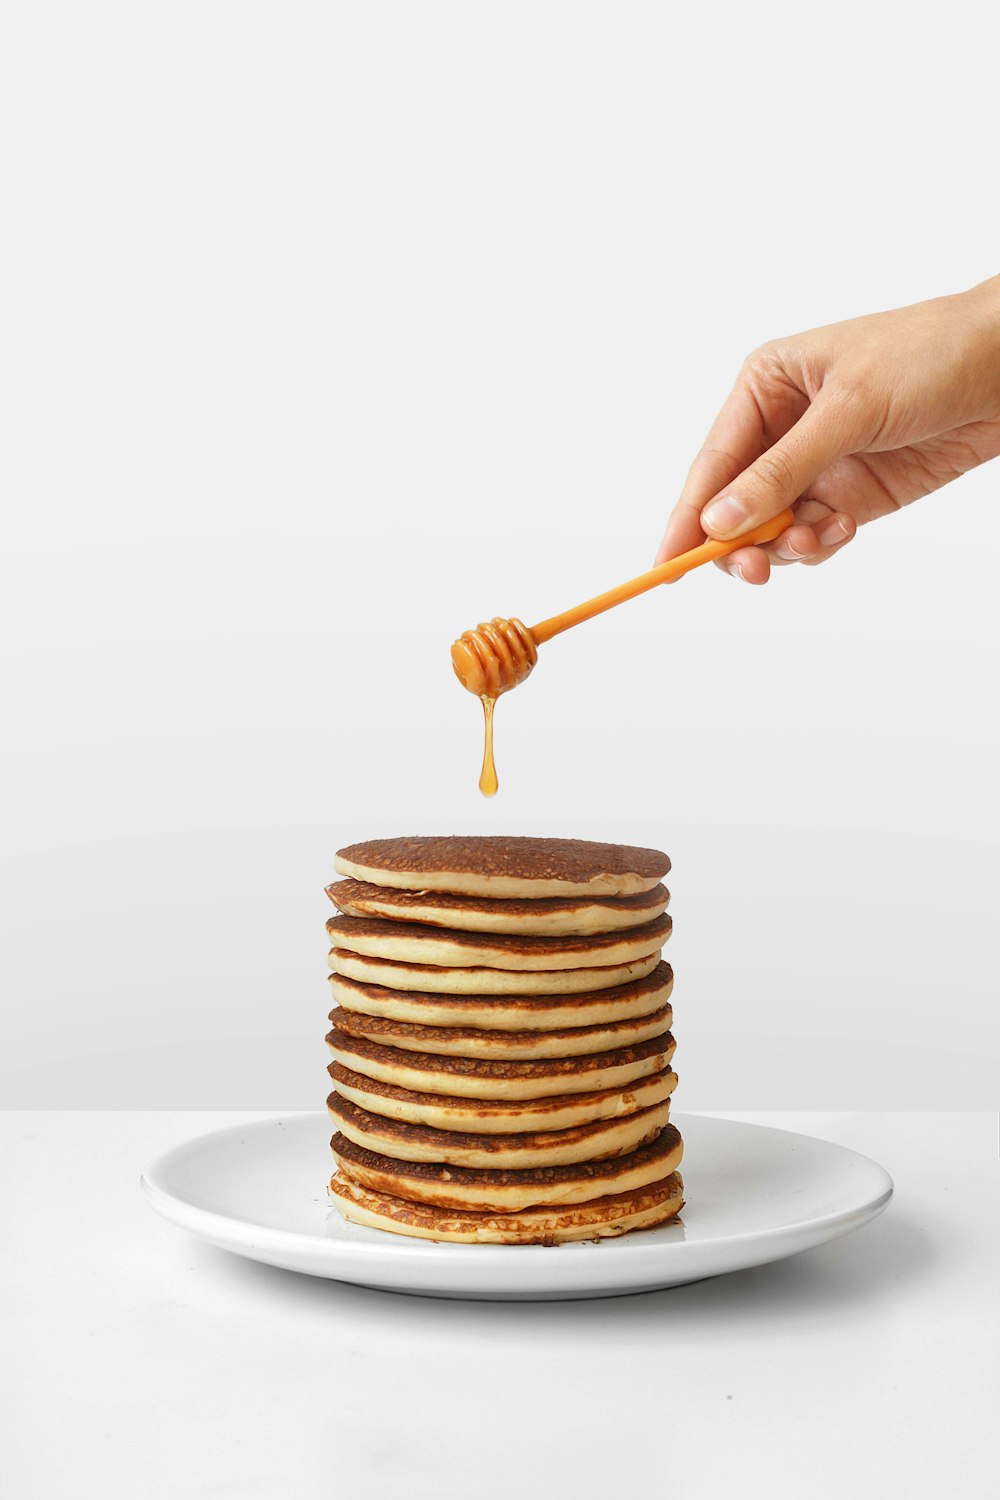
[140,1110,894,1267]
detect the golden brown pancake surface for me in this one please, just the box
[328,1093,670,1168]
[328,1172,685,1244]
[325,834,682,1238]
[332,1124,683,1209]
[327,949,662,995]
[326,1027,676,1101]
[329,1061,678,1133]
[329,1003,674,1060]
[325,879,670,936]
[328,961,673,1030]
[335,836,670,898]
[324,912,671,971]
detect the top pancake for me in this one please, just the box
[335,837,670,899]
[326,879,670,936]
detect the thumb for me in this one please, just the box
[699,398,854,540]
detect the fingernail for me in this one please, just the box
[773,538,808,562]
[702,494,749,535]
[727,561,746,581]
[817,516,851,547]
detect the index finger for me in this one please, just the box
[654,382,764,564]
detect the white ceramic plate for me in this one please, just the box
[141,1112,893,1301]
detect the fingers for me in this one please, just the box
[655,452,737,565]
[719,509,857,582]
[767,522,822,564]
[658,365,863,588]
[655,385,764,565]
[809,512,857,554]
[700,396,858,542]
[717,546,771,584]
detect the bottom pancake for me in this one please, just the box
[328,1092,671,1168]
[329,1171,685,1244]
[332,1123,683,1210]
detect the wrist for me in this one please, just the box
[961,274,1000,334]
[959,275,1000,409]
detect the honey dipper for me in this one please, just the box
[451,507,795,795]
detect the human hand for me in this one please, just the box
[655,275,1000,582]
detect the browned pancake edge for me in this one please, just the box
[331,1122,682,1189]
[325,911,672,958]
[328,960,673,1016]
[335,836,670,884]
[328,1003,673,1051]
[328,1061,678,1117]
[326,1027,675,1081]
[327,1093,669,1154]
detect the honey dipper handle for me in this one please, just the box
[530,508,796,645]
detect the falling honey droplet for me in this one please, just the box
[478,695,498,797]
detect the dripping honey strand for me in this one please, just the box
[479,696,498,797]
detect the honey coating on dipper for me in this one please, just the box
[450,618,537,797]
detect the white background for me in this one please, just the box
[2,1,998,1109]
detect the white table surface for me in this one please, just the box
[2,1110,997,1500]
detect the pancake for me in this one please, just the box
[328,1093,671,1168]
[325,912,671,972]
[335,836,670,899]
[329,1171,685,1244]
[327,948,662,995]
[329,1061,678,1133]
[326,1028,676,1101]
[329,1004,674,1060]
[329,962,673,1031]
[331,1123,683,1209]
[326,879,671,936]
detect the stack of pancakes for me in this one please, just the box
[324,836,683,1245]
